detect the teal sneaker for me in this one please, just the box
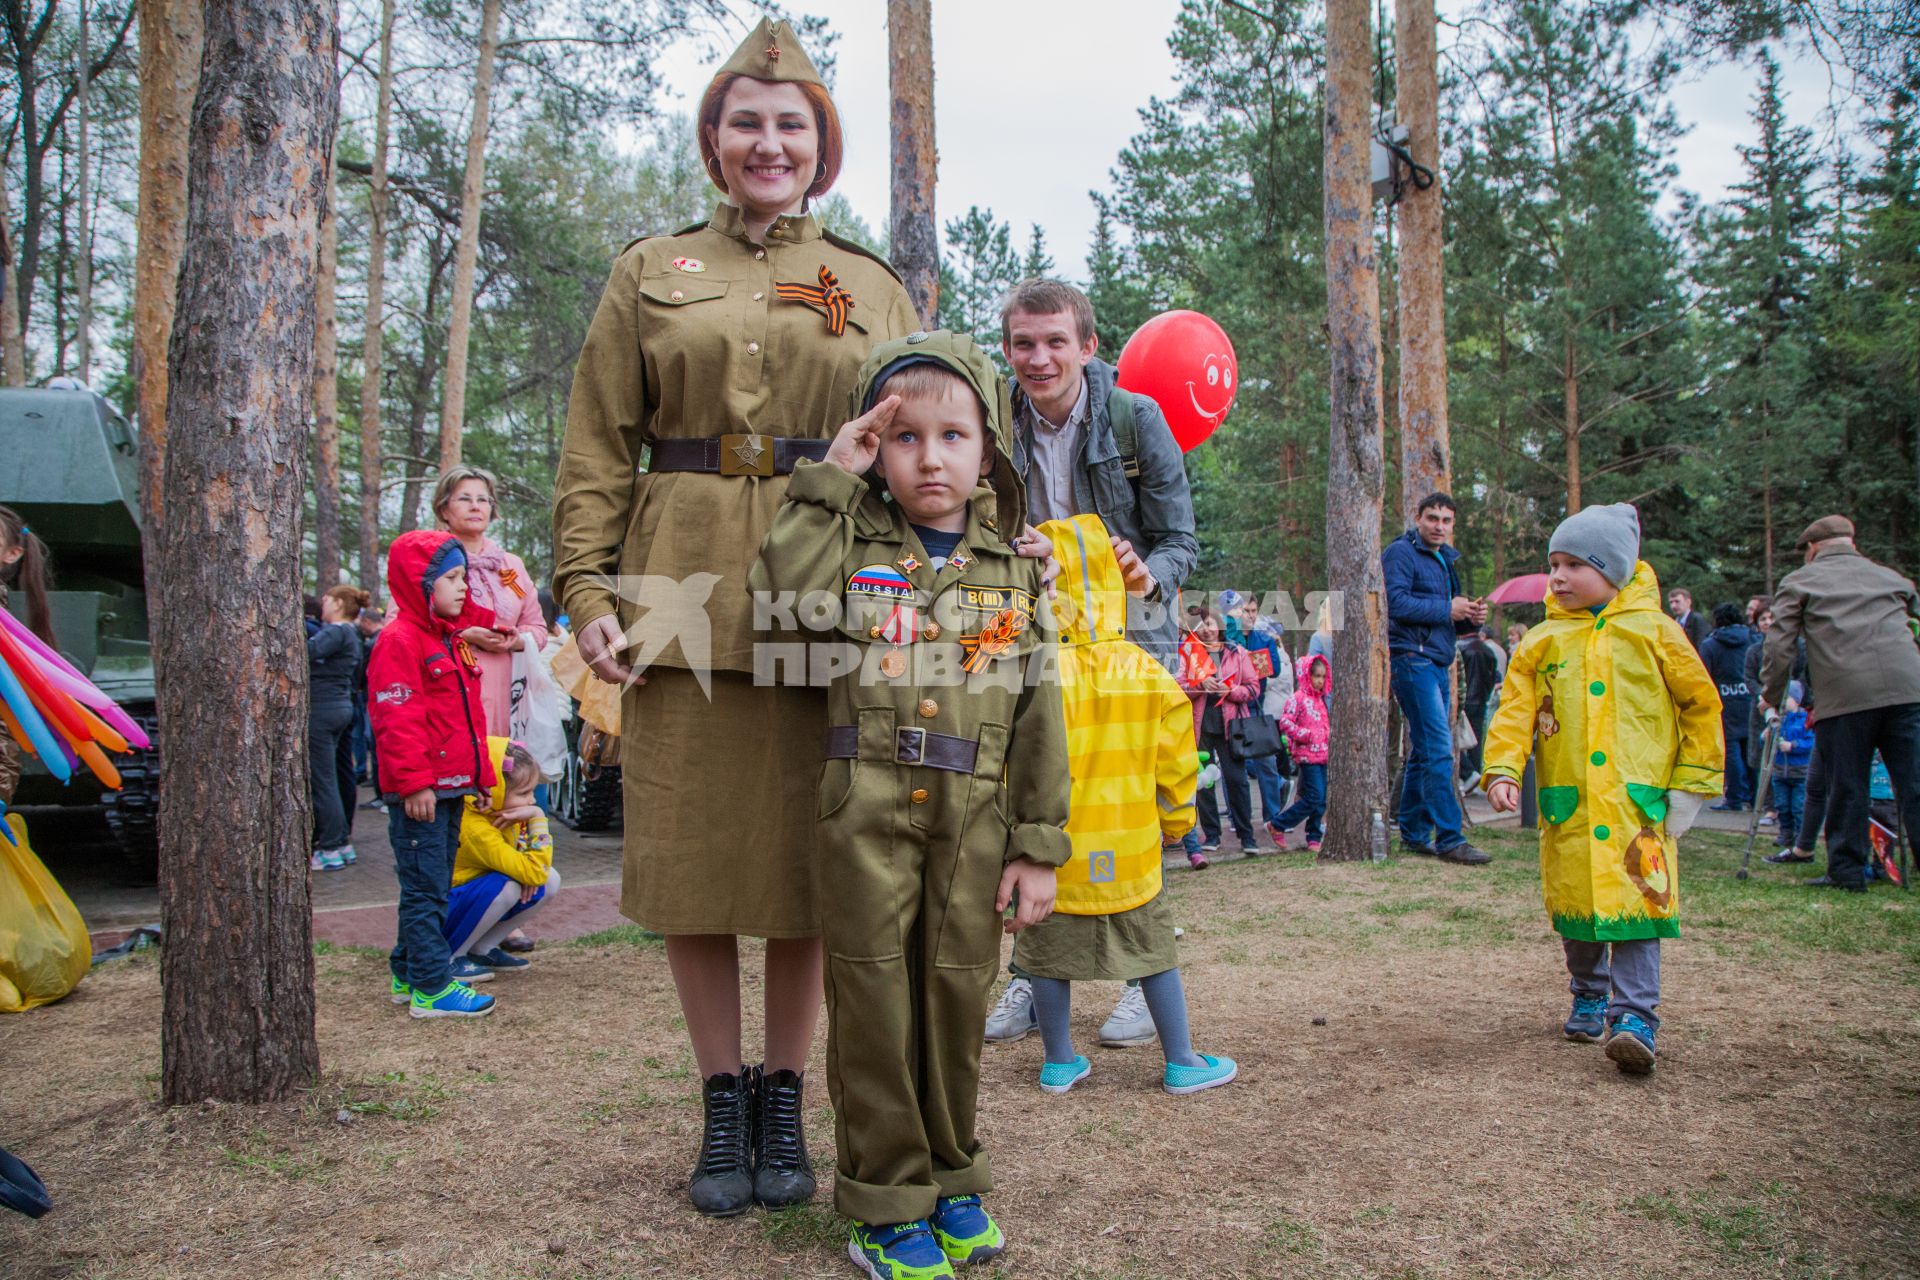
[1564,994,1608,1043]
[1604,1013,1657,1075]
[1162,1053,1238,1095]
[847,1220,955,1279]
[388,974,411,1006]
[408,982,495,1019]
[929,1194,1004,1267]
[1037,1055,1091,1094]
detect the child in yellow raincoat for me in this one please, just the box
[1017,514,1237,1096]
[1482,504,1722,1075]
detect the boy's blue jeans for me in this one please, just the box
[1390,654,1465,851]
[388,797,465,995]
[1564,937,1660,1029]
[1771,776,1805,847]
[1273,762,1326,842]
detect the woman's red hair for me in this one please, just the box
[697,73,842,202]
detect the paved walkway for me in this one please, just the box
[51,776,1769,952]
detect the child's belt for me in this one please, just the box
[825,725,979,774]
[646,435,830,478]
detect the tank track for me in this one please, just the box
[103,706,161,877]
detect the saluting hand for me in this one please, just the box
[824,395,899,475]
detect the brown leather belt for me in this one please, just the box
[646,435,829,478]
[825,725,979,774]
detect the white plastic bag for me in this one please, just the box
[509,634,568,781]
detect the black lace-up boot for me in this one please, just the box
[750,1063,816,1209]
[688,1068,754,1217]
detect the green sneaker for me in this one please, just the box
[408,981,495,1019]
[846,1220,954,1279]
[929,1194,1004,1266]
[388,974,411,1006]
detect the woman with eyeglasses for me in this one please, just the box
[432,464,548,736]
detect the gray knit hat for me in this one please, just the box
[1549,502,1640,588]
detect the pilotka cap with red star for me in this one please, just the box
[717,17,825,87]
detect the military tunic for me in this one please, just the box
[748,458,1071,1226]
[551,202,920,937]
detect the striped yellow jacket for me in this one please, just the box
[1039,514,1199,915]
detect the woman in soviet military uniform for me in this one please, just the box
[550,18,920,1219]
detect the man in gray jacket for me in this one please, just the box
[1000,279,1198,667]
[1762,515,1920,891]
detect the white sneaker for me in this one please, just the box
[1098,984,1157,1047]
[984,976,1037,1043]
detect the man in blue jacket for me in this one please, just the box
[1383,493,1491,865]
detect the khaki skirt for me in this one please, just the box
[1016,892,1179,982]
[618,667,826,938]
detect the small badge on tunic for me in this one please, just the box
[847,565,915,600]
[947,552,971,572]
[879,648,908,679]
[672,257,707,273]
[959,608,1026,674]
[897,554,921,574]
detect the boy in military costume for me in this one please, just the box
[750,331,1070,1279]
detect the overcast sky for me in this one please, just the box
[649,1,1871,278]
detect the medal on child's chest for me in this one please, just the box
[877,606,919,679]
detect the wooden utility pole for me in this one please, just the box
[887,0,939,326]
[0,182,24,386]
[438,0,502,470]
[1394,0,1448,519]
[314,162,341,591]
[133,0,204,531]
[1321,0,1391,862]
[74,0,92,384]
[358,0,396,597]
[156,0,333,1105]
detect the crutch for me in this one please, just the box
[1737,718,1782,880]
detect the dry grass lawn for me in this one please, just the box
[2,826,1916,1279]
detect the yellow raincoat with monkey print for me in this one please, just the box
[1480,562,1723,941]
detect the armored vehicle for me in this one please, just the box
[0,386,158,865]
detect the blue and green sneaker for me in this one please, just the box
[929,1194,1004,1267]
[388,974,411,1006]
[1564,994,1608,1043]
[1604,1013,1657,1075]
[408,981,495,1019]
[846,1220,954,1279]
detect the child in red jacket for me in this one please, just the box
[367,530,499,1019]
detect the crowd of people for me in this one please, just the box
[298,19,1920,1280]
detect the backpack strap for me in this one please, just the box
[1106,386,1141,480]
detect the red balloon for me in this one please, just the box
[1114,310,1238,452]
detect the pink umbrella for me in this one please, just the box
[1486,573,1551,606]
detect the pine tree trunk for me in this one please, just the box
[438,0,502,470]
[0,181,25,386]
[1393,0,1448,520]
[358,0,396,597]
[134,0,203,534]
[156,0,333,1106]
[74,1,92,384]
[887,0,938,327]
[1563,332,1581,514]
[1321,0,1390,863]
[314,162,341,591]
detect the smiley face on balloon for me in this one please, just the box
[1115,311,1239,452]
[1189,353,1236,428]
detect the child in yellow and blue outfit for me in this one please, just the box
[439,737,559,987]
[1019,514,1237,1097]
[1482,504,1723,1075]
